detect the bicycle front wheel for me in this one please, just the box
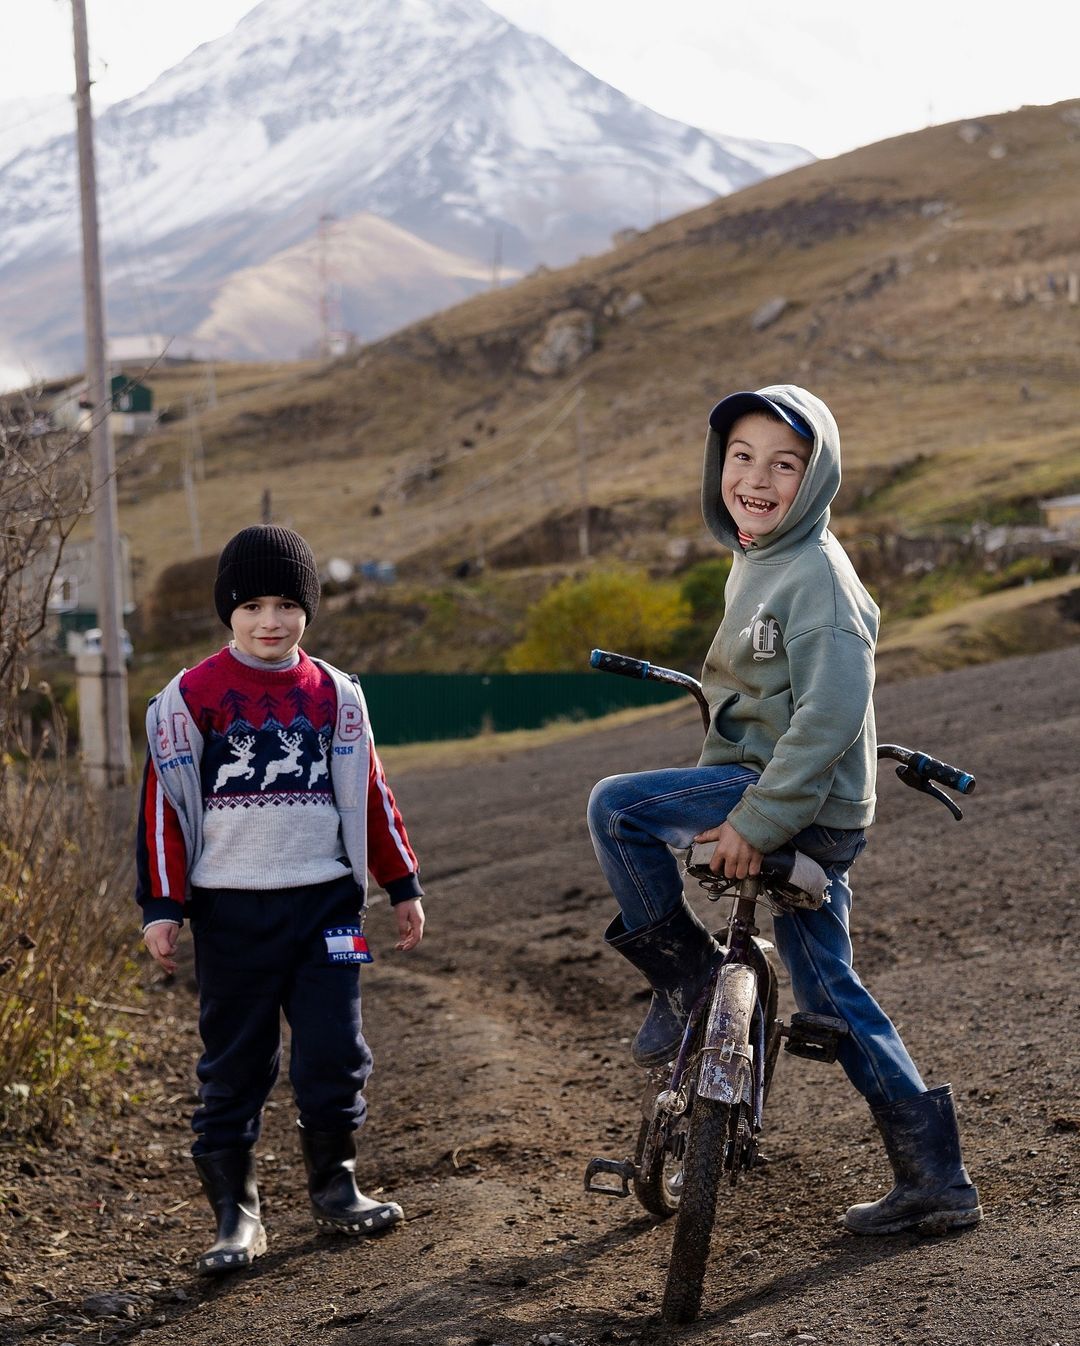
[660,1096,748,1324]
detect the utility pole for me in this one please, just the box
[316,212,347,357]
[72,0,130,787]
[317,213,332,357]
[183,396,203,552]
[491,227,502,289]
[574,389,589,560]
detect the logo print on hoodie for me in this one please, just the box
[739,604,781,661]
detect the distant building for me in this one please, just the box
[1040,494,1080,535]
[109,372,155,435]
[33,535,135,651]
[106,334,171,366]
[45,372,156,437]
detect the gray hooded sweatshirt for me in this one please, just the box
[697,383,878,852]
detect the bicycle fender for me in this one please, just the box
[696,963,756,1106]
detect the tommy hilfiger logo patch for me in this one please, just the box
[323,926,373,964]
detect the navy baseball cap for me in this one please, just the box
[708,391,814,442]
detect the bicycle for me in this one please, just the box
[582,649,976,1324]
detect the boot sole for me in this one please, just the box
[312,1204,404,1236]
[844,1204,983,1236]
[196,1225,268,1275]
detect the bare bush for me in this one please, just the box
[0,397,139,1137]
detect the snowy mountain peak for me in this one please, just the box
[135,0,507,112]
[0,0,812,378]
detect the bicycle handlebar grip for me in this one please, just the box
[590,649,651,679]
[909,751,976,795]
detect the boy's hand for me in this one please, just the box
[693,821,763,880]
[393,898,425,952]
[143,921,180,974]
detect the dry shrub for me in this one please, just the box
[142,551,220,647]
[0,396,139,1137]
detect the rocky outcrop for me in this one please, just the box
[524,310,596,377]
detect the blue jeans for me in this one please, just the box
[587,765,926,1108]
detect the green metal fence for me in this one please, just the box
[359,672,684,745]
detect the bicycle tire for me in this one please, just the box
[660,1095,740,1324]
[632,1112,685,1218]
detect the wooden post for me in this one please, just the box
[575,390,589,560]
[183,397,202,553]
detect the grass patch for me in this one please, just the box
[877,573,1080,680]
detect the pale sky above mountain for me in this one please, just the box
[3,0,1078,160]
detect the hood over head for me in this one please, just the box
[701,384,841,554]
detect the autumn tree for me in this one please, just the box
[506,568,691,672]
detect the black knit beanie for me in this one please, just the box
[214,525,321,627]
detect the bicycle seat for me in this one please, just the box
[684,842,830,910]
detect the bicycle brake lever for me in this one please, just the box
[895,765,964,820]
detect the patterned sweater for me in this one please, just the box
[136,648,420,924]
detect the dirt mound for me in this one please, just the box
[2,648,1078,1345]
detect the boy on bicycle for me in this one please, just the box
[137,525,425,1273]
[587,385,981,1235]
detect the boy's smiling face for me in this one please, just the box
[721,412,811,539]
[230,596,307,662]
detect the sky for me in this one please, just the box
[2,0,1079,160]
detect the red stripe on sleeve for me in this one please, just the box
[365,742,418,886]
[144,764,189,899]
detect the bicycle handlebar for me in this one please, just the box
[590,649,712,730]
[876,744,976,796]
[590,649,976,817]
[590,649,650,678]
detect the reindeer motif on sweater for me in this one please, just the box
[261,731,306,790]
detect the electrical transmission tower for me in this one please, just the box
[316,212,351,358]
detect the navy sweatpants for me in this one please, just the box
[189,874,372,1154]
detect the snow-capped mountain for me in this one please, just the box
[0,0,811,379]
[0,95,75,172]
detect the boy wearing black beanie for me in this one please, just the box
[135,524,425,1274]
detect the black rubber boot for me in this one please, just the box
[844,1084,983,1235]
[299,1125,404,1235]
[192,1148,267,1275]
[605,897,721,1067]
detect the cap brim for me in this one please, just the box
[708,391,813,441]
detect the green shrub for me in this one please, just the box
[679,558,732,621]
[663,558,733,670]
[506,568,691,672]
[981,555,1057,591]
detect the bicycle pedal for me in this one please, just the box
[584,1157,636,1198]
[782,1011,848,1063]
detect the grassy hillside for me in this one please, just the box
[88,99,1080,673]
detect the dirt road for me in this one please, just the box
[2,647,1078,1345]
